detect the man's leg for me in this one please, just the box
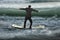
[29,18,32,29]
[24,18,27,28]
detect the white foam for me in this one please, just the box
[0,2,60,8]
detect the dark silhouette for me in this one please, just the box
[20,5,38,29]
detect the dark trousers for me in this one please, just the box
[24,17,32,29]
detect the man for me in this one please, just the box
[20,5,38,29]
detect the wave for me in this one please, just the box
[0,16,60,40]
[30,0,60,3]
[0,0,60,4]
[0,0,30,4]
[0,7,60,17]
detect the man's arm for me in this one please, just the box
[32,9,38,12]
[19,8,26,10]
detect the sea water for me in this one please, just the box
[0,1,60,40]
[0,16,60,40]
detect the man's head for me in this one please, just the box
[28,5,31,8]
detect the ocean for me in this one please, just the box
[0,0,60,40]
[0,16,60,40]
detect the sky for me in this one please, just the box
[0,0,60,8]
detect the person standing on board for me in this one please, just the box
[19,5,38,29]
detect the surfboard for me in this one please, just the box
[11,24,45,29]
[11,24,30,29]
